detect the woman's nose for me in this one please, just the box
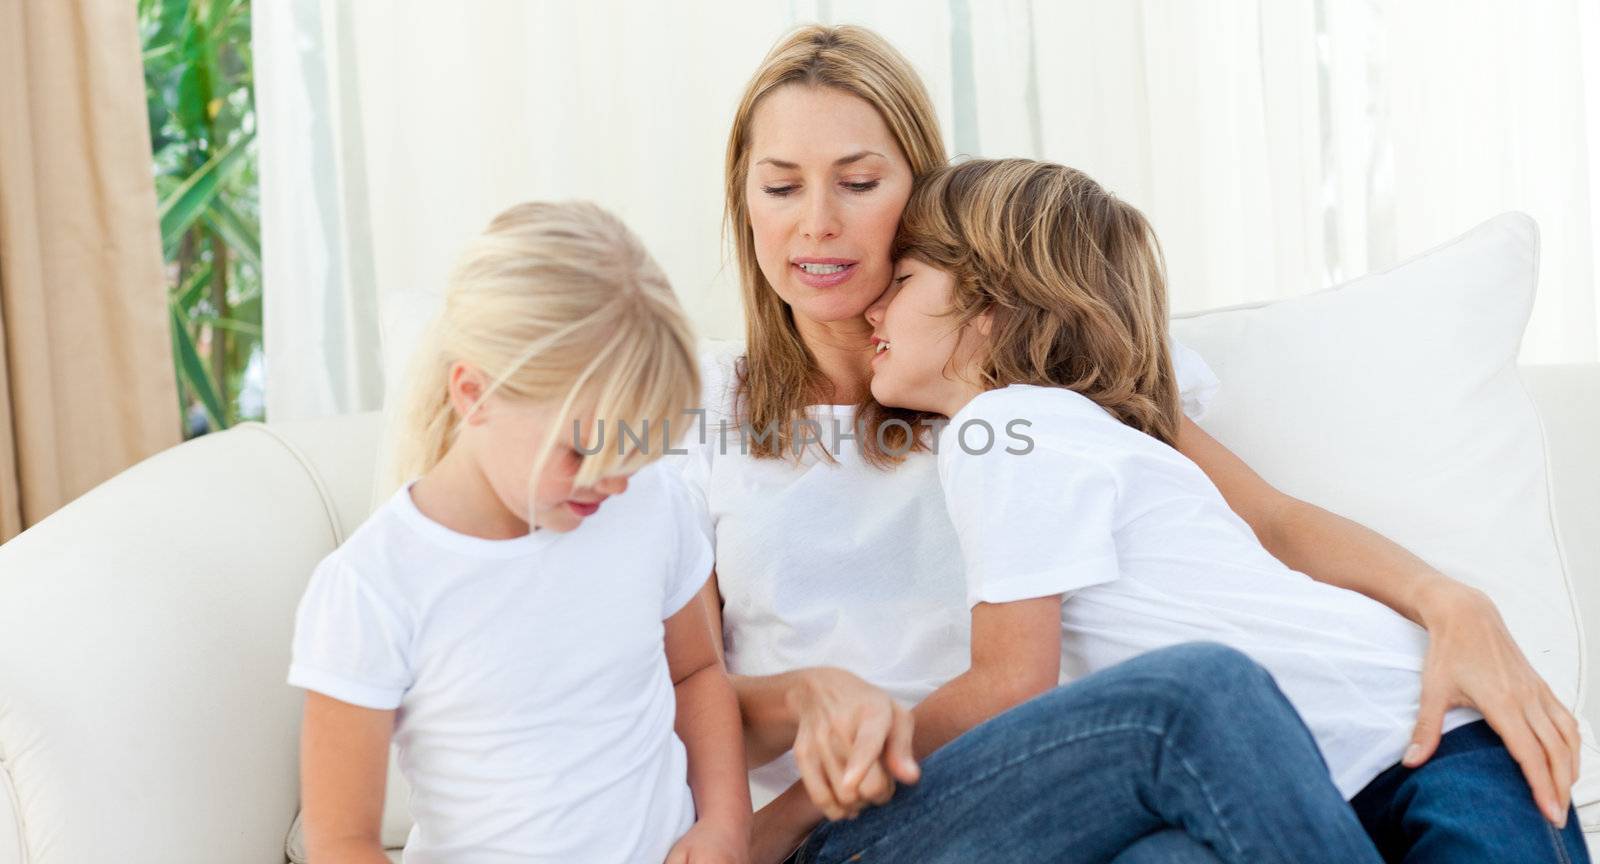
[597,474,629,496]
[800,189,841,241]
[864,296,886,327]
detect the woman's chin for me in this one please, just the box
[784,285,881,325]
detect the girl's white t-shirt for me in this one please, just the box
[936,384,1476,799]
[288,461,714,864]
[678,339,1220,808]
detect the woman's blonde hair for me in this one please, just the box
[724,24,947,466]
[895,159,1181,446]
[390,201,700,492]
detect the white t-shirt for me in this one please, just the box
[678,339,1220,808]
[937,384,1477,799]
[288,462,714,864]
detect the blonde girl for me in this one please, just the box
[289,202,750,863]
[863,157,1587,863]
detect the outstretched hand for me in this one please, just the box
[1405,584,1581,827]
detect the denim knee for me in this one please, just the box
[1138,642,1267,691]
[1125,642,1292,722]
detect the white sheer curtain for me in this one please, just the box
[256,0,1600,421]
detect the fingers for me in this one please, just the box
[833,703,892,820]
[818,724,855,814]
[1404,682,1449,768]
[842,701,892,790]
[1488,704,1565,827]
[857,759,896,807]
[1543,690,1583,782]
[885,703,920,784]
[1526,696,1574,819]
[793,719,844,821]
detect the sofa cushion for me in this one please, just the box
[1169,212,1597,829]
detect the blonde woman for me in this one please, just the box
[290,202,750,863]
[685,24,1579,863]
[861,157,1589,863]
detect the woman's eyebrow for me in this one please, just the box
[755,150,887,169]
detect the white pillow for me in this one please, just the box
[1169,212,1597,822]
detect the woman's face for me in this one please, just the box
[745,85,914,327]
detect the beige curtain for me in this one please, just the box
[0,0,180,541]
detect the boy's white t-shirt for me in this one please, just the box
[678,339,1219,808]
[288,461,714,864]
[937,384,1477,799]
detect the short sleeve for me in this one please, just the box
[288,556,413,709]
[1170,336,1219,420]
[941,443,1122,608]
[660,468,716,620]
[668,343,739,540]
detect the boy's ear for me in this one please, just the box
[448,361,491,425]
[974,306,995,337]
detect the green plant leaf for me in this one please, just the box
[202,196,260,268]
[231,290,262,329]
[172,260,212,310]
[170,304,226,429]
[158,131,252,255]
[175,2,212,137]
[191,315,262,338]
[142,43,177,64]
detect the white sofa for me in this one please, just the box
[3,208,1599,861]
[0,366,1593,862]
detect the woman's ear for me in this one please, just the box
[447,361,491,425]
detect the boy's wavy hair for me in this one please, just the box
[895,158,1181,446]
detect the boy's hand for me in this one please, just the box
[666,819,751,864]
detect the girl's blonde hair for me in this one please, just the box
[391,201,700,492]
[895,159,1182,446]
[725,24,947,467]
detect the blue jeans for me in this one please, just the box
[788,642,1381,864]
[1351,719,1590,863]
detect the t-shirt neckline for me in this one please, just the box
[390,484,557,559]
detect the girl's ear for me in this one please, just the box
[447,361,491,425]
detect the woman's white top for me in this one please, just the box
[678,339,1220,808]
[938,384,1477,798]
[289,463,713,863]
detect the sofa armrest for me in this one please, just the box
[1522,364,1600,727]
[0,413,380,864]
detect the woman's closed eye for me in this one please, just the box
[760,180,881,197]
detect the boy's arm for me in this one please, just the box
[910,595,1063,758]
[1176,415,1578,822]
[300,691,395,864]
[666,584,754,847]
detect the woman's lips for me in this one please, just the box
[568,500,602,517]
[791,260,858,288]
